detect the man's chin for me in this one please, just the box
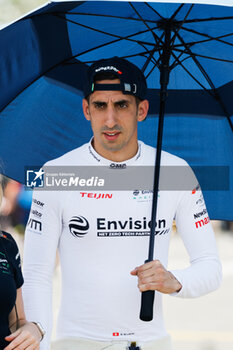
[103,144,123,152]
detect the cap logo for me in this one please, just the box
[95,66,122,74]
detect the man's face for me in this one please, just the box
[82,79,149,161]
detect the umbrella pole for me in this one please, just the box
[140,25,172,321]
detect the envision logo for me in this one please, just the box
[97,217,165,230]
[69,216,89,237]
[97,217,169,237]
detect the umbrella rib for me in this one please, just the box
[144,62,158,79]
[228,117,233,132]
[174,47,233,63]
[171,52,216,97]
[55,8,163,68]
[129,2,160,47]
[181,26,233,48]
[171,52,233,129]
[169,50,189,70]
[170,4,194,48]
[170,4,185,20]
[141,51,159,74]
[182,16,233,24]
[0,21,159,116]
[67,49,160,67]
[167,5,195,70]
[83,50,160,69]
[174,32,233,49]
[53,13,160,50]
[144,2,164,20]
[75,43,153,61]
[58,11,158,24]
[130,0,172,62]
[175,34,233,126]
[128,2,165,68]
[123,45,160,74]
[119,52,159,70]
[175,32,217,91]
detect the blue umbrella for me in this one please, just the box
[0,0,233,320]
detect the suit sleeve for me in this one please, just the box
[2,232,24,288]
[170,178,222,298]
[8,234,24,289]
[22,188,62,349]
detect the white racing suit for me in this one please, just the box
[23,140,222,349]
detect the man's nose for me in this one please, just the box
[105,106,117,128]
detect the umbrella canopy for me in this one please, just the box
[0,0,233,220]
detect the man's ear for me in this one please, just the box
[137,99,149,122]
[82,99,90,121]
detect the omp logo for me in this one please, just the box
[95,66,122,74]
[27,218,42,232]
[110,163,126,169]
[80,192,112,199]
[69,216,89,238]
[195,217,210,229]
[194,208,207,219]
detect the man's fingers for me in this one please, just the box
[138,282,161,292]
[131,259,181,293]
[4,331,25,349]
[5,329,21,341]
[25,345,40,350]
[131,260,163,278]
[137,272,165,290]
[130,267,138,275]
[138,260,161,272]
[4,330,35,350]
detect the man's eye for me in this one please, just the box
[118,102,128,108]
[94,103,106,109]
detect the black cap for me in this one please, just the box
[83,57,147,100]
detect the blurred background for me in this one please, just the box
[0,0,45,27]
[0,1,232,349]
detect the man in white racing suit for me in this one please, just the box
[23,57,222,350]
